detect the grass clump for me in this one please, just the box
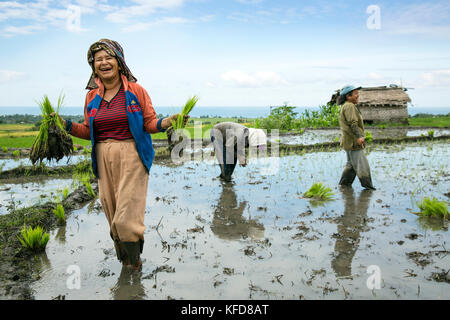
[304,182,335,200]
[428,130,435,138]
[18,225,50,252]
[30,94,73,165]
[1,146,7,152]
[417,197,449,218]
[12,150,20,157]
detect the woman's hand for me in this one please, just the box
[50,112,66,128]
[161,114,190,130]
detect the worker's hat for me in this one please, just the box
[340,85,361,96]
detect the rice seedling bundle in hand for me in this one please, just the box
[170,95,198,130]
[167,95,198,149]
[30,94,73,165]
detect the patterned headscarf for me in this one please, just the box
[86,38,137,90]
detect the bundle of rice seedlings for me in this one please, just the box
[30,94,73,165]
[167,95,198,151]
[365,130,373,143]
[53,203,66,225]
[417,197,449,218]
[304,182,335,200]
[171,95,198,130]
[18,225,50,252]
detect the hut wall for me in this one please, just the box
[359,105,409,123]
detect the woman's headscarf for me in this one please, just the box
[86,38,137,90]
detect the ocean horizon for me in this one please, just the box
[0,106,449,118]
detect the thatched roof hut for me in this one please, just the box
[329,85,412,124]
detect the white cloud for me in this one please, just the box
[384,2,450,38]
[221,70,288,88]
[421,69,450,87]
[105,0,185,24]
[1,24,45,37]
[121,16,193,32]
[0,70,27,83]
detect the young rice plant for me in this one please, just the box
[304,182,335,200]
[18,225,50,252]
[417,197,449,218]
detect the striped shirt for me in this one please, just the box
[94,85,133,141]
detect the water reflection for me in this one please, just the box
[110,267,146,300]
[211,183,265,240]
[331,188,373,277]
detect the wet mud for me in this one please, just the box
[0,139,447,299]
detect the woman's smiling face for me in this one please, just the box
[94,50,120,82]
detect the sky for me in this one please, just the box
[0,0,450,109]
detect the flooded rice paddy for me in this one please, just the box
[7,140,446,300]
[270,128,450,145]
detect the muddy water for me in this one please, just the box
[0,178,75,215]
[29,141,449,299]
[270,128,450,145]
[0,154,85,171]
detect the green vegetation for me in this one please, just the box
[171,96,199,130]
[53,203,66,225]
[85,181,96,198]
[304,182,335,200]
[1,146,7,152]
[63,187,69,200]
[30,94,73,164]
[18,225,50,252]
[417,197,449,218]
[365,130,373,143]
[428,130,435,137]
[255,103,341,131]
[12,150,20,157]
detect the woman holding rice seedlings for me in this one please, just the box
[57,39,188,271]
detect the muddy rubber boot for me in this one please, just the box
[113,239,130,265]
[339,166,356,187]
[359,176,376,190]
[122,240,144,271]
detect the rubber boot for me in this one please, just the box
[359,176,376,190]
[121,240,144,270]
[113,239,129,265]
[339,166,356,187]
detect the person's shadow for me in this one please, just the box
[331,187,373,277]
[211,183,265,241]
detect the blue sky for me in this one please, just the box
[1,0,450,109]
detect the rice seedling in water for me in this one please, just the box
[63,187,69,200]
[30,94,73,164]
[53,203,66,225]
[416,197,449,218]
[12,150,20,157]
[85,181,96,198]
[428,130,434,138]
[304,182,335,200]
[18,225,50,252]
[1,146,7,152]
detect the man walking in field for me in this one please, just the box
[338,85,376,190]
